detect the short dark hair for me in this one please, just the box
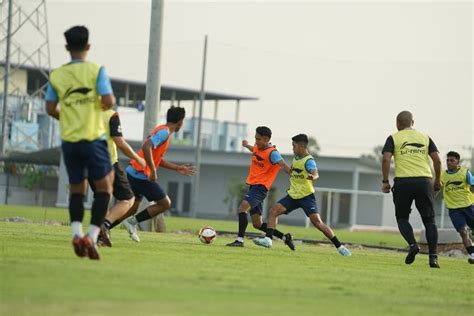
[64,26,89,51]
[447,151,460,160]
[255,126,272,139]
[167,106,186,123]
[292,134,309,146]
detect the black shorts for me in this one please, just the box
[279,193,319,217]
[392,177,435,220]
[90,163,134,201]
[244,185,268,216]
[126,172,167,202]
[62,140,112,184]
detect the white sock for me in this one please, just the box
[128,216,138,226]
[237,237,244,243]
[88,225,101,244]
[71,221,83,238]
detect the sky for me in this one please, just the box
[13,0,473,158]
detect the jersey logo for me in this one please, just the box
[400,142,424,149]
[253,154,264,161]
[65,87,92,98]
[292,168,304,174]
[446,180,463,187]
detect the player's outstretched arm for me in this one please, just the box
[45,101,60,120]
[159,160,196,176]
[242,139,254,152]
[113,136,145,167]
[277,159,292,175]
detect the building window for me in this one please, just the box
[182,182,192,214]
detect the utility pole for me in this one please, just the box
[144,0,165,231]
[143,0,164,140]
[190,35,208,218]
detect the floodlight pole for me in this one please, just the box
[190,35,208,218]
[1,0,13,156]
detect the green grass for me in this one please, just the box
[0,205,472,316]
[0,204,407,248]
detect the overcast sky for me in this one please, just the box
[15,0,473,158]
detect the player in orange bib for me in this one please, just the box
[226,126,295,249]
[119,106,195,242]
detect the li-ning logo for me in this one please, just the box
[252,153,265,168]
[291,167,305,179]
[400,141,426,155]
[445,180,464,192]
[63,87,94,107]
[65,87,92,98]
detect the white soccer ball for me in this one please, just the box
[198,226,217,244]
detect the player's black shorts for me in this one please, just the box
[126,172,167,202]
[62,139,112,184]
[392,177,435,220]
[279,193,319,217]
[90,163,134,201]
[449,205,474,231]
[244,185,268,216]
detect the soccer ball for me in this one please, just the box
[198,226,217,244]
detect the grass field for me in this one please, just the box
[1,205,472,316]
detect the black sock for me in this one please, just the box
[331,236,342,248]
[422,217,438,256]
[135,208,152,223]
[90,192,111,227]
[238,212,248,238]
[466,246,474,255]
[69,193,85,223]
[110,219,121,229]
[273,229,284,239]
[103,220,111,230]
[397,218,417,246]
[265,228,274,239]
[258,222,267,233]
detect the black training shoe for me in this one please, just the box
[98,225,112,247]
[405,245,420,265]
[226,240,244,247]
[284,233,296,251]
[429,255,440,268]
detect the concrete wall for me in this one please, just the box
[0,173,58,207]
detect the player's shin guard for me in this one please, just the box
[422,216,438,256]
[90,192,111,227]
[69,193,85,223]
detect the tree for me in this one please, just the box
[361,145,384,163]
[223,178,248,218]
[308,136,321,157]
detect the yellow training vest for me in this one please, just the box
[287,155,316,199]
[441,167,474,209]
[49,62,105,142]
[392,130,432,178]
[103,109,118,164]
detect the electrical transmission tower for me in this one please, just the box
[1,0,51,155]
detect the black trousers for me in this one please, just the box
[392,177,435,220]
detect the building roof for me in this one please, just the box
[3,63,258,101]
